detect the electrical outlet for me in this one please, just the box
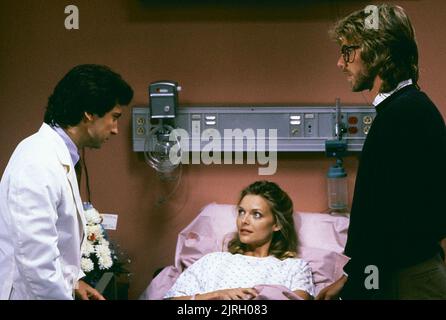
[136,127,145,135]
[304,117,315,137]
[363,115,373,124]
[136,117,145,125]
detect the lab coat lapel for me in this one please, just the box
[39,124,86,244]
[65,164,87,243]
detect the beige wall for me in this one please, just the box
[1,0,445,299]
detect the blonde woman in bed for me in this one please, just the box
[164,180,315,300]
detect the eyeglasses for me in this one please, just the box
[341,45,360,63]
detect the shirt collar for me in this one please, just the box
[51,125,80,166]
[372,79,413,107]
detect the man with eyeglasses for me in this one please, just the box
[316,4,446,300]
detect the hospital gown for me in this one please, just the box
[164,252,315,298]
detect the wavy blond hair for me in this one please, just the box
[330,4,419,92]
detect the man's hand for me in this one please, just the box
[75,280,106,300]
[316,275,347,300]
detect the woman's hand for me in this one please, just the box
[198,288,258,300]
[315,275,347,300]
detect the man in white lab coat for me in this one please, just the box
[0,64,133,300]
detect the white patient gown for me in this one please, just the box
[164,252,315,298]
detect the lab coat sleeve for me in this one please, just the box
[8,163,73,300]
[78,269,86,281]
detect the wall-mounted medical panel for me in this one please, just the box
[132,105,376,152]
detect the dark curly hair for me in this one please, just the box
[228,180,297,260]
[44,64,133,127]
[330,4,419,92]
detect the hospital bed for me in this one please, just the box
[140,203,349,299]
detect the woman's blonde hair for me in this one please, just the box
[227,180,297,260]
[330,4,419,92]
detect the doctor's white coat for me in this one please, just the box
[0,123,86,299]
